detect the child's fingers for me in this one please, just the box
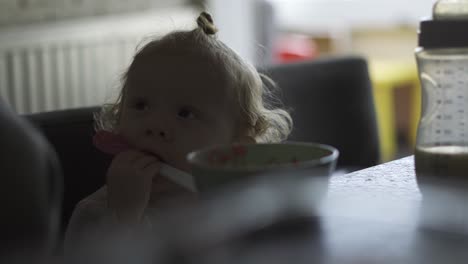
[143,162,162,177]
[114,150,146,163]
[134,155,160,170]
[151,175,189,197]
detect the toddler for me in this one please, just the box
[65,11,292,249]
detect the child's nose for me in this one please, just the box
[145,128,170,140]
[145,123,173,141]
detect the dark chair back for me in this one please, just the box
[262,56,380,171]
[0,100,62,257]
[25,107,111,236]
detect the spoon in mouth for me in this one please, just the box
[93,130,197,193]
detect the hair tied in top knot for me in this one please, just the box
[197,11,218,35]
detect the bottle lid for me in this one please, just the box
[433,0,468,20]
[419,0,468,48]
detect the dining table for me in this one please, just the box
[148,155,468,264]
[330,155,421,202]
[325,156,468,263]
[67,156,468,264]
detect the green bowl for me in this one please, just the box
[187,142,339,192]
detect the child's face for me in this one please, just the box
[118,53,239,172]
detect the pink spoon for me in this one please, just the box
[93,130,197,192]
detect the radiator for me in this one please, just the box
[0,8,197,114]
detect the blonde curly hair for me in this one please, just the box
[95,11,292,143]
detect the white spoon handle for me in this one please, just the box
[160,164,198,193]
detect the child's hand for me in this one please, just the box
[106,150,162,226]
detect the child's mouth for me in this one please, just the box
[93,130,196,191]
[93,130,167,163]
[142,149,166,163]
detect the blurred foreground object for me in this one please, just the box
[0,100,62,260]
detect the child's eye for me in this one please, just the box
[177,107,196,119]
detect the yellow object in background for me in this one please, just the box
[369,60,421,162]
